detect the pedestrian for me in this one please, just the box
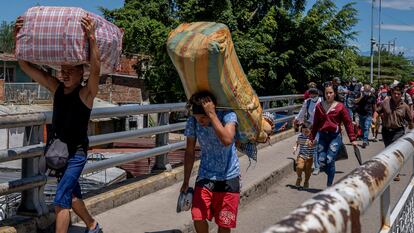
[294,87,322,174]
[16,16,102,233]
[303,82,317,100]
[355,84,377,148]
[180,91,240,233]
[373,84,413,181]
[337,79,348,103]
[372,88,388,141]
[402,83,413,112]
[308,84,358,187]
[344,77,362,120]
[292,123,315,189]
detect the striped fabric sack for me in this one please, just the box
[167,22,272,146]
[15,6,123,74]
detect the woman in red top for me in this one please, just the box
[308,85,358,186]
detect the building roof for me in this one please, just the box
[0,53,17,62]
[0,98,116,115]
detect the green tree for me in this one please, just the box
[102,0,359,102]
[356,50,414,86]
[0,21,15,53]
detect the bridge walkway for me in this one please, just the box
[68,132,409,233]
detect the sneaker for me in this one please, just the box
[312,168,320,175]
[303,181,309,189]
[295,177,302,187]
[361,142,367,149]
[393,174,401,182]
[85,223,102,233]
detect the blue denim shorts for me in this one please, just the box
[54,153,87,209]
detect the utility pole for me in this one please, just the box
[378,0,382,84]
[391,38,396,54]
[370,0,375,84]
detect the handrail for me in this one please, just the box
[0,104,301,164]
[0,94,303,216]
[259,94,303,102]
[263,130,414,233]
[0,95,302,129]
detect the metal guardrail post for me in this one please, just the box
[263,101,270,110]
[153,112,170,171]
[17,125,47,216]
[287,99,295,115]
[380,186,391,229]
[287,99,295,128]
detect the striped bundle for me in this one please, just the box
[15,6,123,74]
[167,22,271,144]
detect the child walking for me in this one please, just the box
[293,123,315,189]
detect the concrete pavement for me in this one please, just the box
[236,138,413,233]
[69,134,298,233]
[69,134,412,233]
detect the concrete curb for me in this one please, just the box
[0,129,296,233]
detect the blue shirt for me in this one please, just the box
[184,111,240,180]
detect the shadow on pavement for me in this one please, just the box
[285,184,323,193]
[145,230,183,233]
[69,226,98,233]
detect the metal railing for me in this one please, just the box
[263,130,414,233]
[0,94,303,218]
[3,83,52,104]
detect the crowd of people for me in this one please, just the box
[293,77,414,190]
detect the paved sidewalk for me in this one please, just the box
[69,135,298,233]
[235,138,404,233]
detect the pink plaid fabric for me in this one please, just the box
[15,6,123,74]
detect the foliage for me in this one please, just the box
[0,21,15,53]
[102,0,359,102]
[356,50,414,86]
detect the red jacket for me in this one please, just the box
[310,102,356,142]
[304,90,310,100]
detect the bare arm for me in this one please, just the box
[406,106,414,129]
[294,100,307,124]
[180,137,196,192]
[15,17,59,93]
[80,15,101,107]
[201,97,236,146]
[18,61,59,93]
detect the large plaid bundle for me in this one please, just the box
[15,6,123,74]
[167,22,271,145]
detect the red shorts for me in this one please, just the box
[191,186,240,228]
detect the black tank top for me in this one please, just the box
[51,84,91,155]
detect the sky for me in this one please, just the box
[1,0,414,57]
[306,0,414,57]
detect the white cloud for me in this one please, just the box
[393,46,414,56]
[371,0,414,10]
[375,24,414,31]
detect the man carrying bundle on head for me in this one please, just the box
[180,91,240,233]
[15,14,102,233]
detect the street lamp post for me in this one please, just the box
[370,0,375,84]
[378,0,382,84]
